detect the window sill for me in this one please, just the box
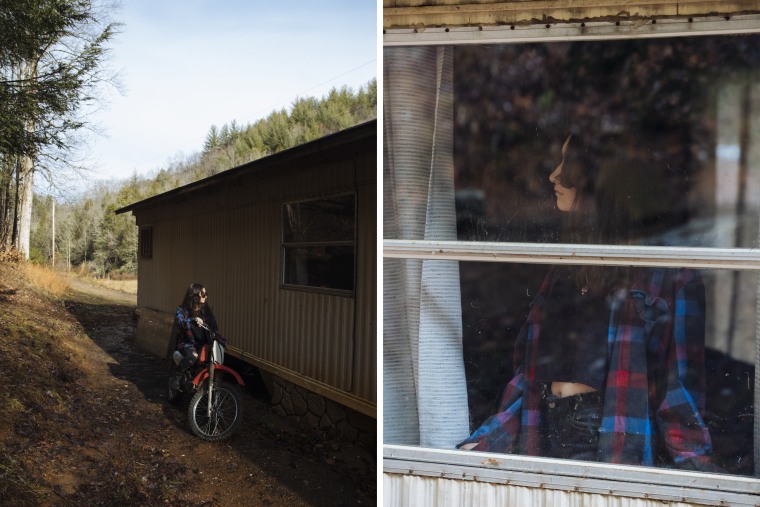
[383,444,760,506]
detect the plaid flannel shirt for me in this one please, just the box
[459,267,715,469]
[176,306,218,351]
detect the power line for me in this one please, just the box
[240,58,377,122]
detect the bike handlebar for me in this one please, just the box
[197,322,226,345]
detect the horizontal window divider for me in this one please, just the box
[283,241,355,247]
[281,284,354,297]
[384,445,760,506]
[383,239,760,270]
[383,14,760,46]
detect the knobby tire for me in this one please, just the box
[187,381,243,442]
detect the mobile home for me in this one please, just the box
[118,120,376,442]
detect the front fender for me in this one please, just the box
[192,365,245,386]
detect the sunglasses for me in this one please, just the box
[200,291,207,298]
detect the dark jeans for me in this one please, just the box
[540,385,603,461]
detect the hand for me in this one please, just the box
[459,442,479,451]
[194,317,204,326]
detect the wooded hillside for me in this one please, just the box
[30,79,377,276]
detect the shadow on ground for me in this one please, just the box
[63,292,376,506]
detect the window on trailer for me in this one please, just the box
[383,28,760,488]
[282,194,356,292]
[139,227,153,259]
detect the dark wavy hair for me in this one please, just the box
[180,283,209,317]
[557,133,642,293]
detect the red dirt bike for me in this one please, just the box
[167,323,245,442]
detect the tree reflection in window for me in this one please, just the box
[282,195,355,291]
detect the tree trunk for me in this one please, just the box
[0,161,13,246]
[11,160,20,248]
[15,156,34,259]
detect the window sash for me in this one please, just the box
[382,15,760,490]
[384,239,760,270]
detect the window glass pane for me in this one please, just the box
[385,34,760,247]
[283,245,354,290]
[139,227,152,259]
[283,195,355,243]
[383,260,756,475]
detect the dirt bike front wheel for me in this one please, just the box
[187,381,243,442]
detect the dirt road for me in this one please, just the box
[9,274,375,506]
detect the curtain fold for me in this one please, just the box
[383,46,470,448]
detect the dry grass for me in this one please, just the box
[21,263,69,298]
[90,277,137,295]
[0,263,81,504]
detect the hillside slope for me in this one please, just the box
[0,262,374,506]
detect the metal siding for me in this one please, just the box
[383,475,701,507]
[354,172,377,403]
[145,166,355,389]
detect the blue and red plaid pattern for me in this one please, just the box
[458,267,715,469]
[176,306,218,350]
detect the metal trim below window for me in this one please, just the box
[384,445,760,506]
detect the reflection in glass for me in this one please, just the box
[458,262,755,475]
[283,195,355,243]
[283,245,354,290]
[385,35,760,247]
[282,195,355,291]
[383,35,759,475]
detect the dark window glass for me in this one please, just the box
[283,195,355,243]
[283,245,355,291]
[459,262,755,475]
[384,34,760,249]
[139,227,152,259]
[282,195,355,291]
[383,33,760,476]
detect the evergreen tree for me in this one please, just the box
[0,0,120,257]
[203,125,220,153]
[28,78,377,275]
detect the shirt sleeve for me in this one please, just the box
[456,274,549,453]
[655,269,716,469]
[456,373,525,452]
[176,307,195,348]
[176,307,193,330]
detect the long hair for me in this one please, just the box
[180,283,208,317]
[557,133,640,294]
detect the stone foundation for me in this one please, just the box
[266,373,375,449]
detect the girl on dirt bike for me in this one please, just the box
[176,283,218,368]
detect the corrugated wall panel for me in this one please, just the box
[272,286,354,390]
[383,475,700,507]
[354,176,377,403]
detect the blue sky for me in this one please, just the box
[86,1,377,182]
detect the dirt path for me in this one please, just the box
[65,275,137,307]
[50,277,375,506]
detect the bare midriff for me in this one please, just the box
[551,381,597,398]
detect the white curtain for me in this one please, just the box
[383,46,470,448]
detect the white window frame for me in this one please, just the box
[383,15,760,505]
